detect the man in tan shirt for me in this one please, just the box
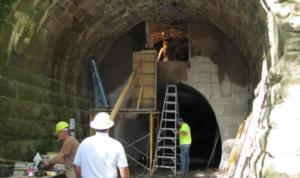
[44,121,79,178]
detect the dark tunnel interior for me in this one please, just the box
[156,83,222,169]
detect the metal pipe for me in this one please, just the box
[110,131,157,159]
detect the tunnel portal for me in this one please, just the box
[157,83,222,169]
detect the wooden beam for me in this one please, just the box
[110,62,141,121]
[89,110,93,136]
[137,86,144,109]
[149,113,154,175]
[207,129,220,168]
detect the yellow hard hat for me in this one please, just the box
[55,121,69,135]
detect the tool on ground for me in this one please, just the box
[152,85,179,175]
[0,158,27,164]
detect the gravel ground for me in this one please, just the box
[128,164,225,178]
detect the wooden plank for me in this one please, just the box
[137,86,143,109]
[225,114,250,177]
[134,75,155,85]
[133,86,155,98]
[225,114,247,174]
[149,113,154,175]
[132,51,157,110]
[110,62,141,121]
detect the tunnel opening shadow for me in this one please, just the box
[157,83,222,170]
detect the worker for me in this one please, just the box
[43,121,79,178]
[74,112,129,178]
[175,117,192,175]
[157,41,176,62]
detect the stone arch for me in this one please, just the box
[2,0,300,177]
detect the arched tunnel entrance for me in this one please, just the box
[156,83,222,169]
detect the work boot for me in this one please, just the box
[176,171,185,175]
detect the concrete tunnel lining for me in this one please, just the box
[5,0,295,177]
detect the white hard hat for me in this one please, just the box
[90,112,114,130]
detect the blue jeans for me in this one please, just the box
[180,144,191,172]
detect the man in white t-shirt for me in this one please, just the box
[74,112,129,178]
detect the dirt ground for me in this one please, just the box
[128,164,225,178]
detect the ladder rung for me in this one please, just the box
[166,92,176,95]
[158,146,176,149]
[161,119,176,122]
[157,156,176,159]
[165,101,177,104]
[163,110,177,113]
[158,136,176,139]
[159,128,175,131]
[153,165,176,169]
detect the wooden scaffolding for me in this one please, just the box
[89,50,159,175]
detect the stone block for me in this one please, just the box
[41,63,55,79]
[24,40,40,59]
[187,83,209,96]
[228,126,239,138]
[73,7,85,20]
[47,4,62,21]
[54,67,67,81]
[17,84,44,103]
[210,104,225,116]
[63,30,79,44]
[44,91,65,107]
[0,97,33,119]
[70,60,81,73]
[77,98,92,110]
[43,48,53,64]
[37,45,48,62]
[0,118,49,140]
[187,72,210,83]
[8,53,42,74]
[0,49,8,65]
[233,83,251,94]
[0,77,17,98]
[0,22,13,50]
[80,110,91,124]
[49,80,67,93]
[14,0,35,16]
[220,126,229,138]
[211,93,251,104]
[33,27,50,46]
[0,140,59,161]
[60,12,73,28]
[57,40,70,56]
[76,87,90,99]
[68,85,77,96]
[68,73,78,85]
[77,38,90,51]
[211,72,219,83]
[71,20,85,33]
[64,95,78,108]
[81,13,96,27]
[0,65,48,89]
[193,60,218,73]
[47,19,62,36]
[218,115,242,127]
[224,104,248,116]
[211,83,221,94]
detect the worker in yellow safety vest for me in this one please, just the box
[175,117,192,175]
